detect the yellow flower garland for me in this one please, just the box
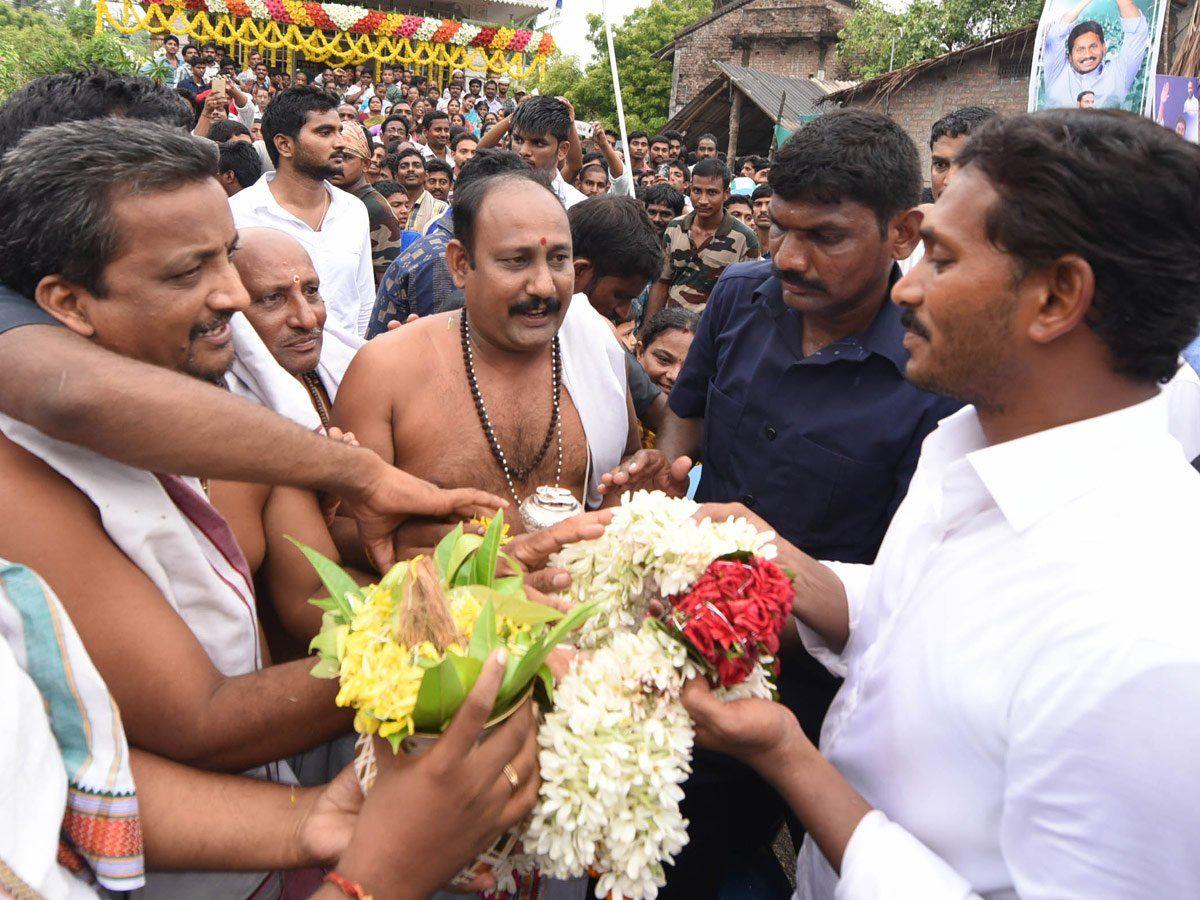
[97,2,550,75]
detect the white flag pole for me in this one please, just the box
[601,0,634,196]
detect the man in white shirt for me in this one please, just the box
[478,95,585,209]
[683,108,1200,898]
[229,86,375,335]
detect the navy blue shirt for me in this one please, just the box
[670,260,961,564]
[0,283,56,334]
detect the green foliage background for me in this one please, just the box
[529,0,712,134]
[0,1,138,99]
[838,0,1042,79]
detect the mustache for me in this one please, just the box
[899,308,931,340]
[285,328,322,347]
[510,296,563,317]
[190,312,232,340]
[771,264,827,295]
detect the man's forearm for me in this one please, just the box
[756,739,872,875]
[169,658,351,772]
[785,548,852,653]
[600,135,624,178]
[653,409,703,462]
[645,281,669,322]
[477,115,509,149]
[132,750,323,871]
[0,325,383,500]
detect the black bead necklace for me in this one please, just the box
[460,311,562,507]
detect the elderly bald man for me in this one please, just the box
[229,227,362,431]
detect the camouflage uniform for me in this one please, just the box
[350,182,403,286]
[660,210,760,313]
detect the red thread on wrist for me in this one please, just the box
[324,870,373,900]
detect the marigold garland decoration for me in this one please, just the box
[96,0,554,74]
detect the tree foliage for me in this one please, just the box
[838,0,1042,80]
[0,0,138,99]
[530,0,711,135]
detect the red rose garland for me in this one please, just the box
[664,557,794,687]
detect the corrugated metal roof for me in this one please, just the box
[713,61,854,130]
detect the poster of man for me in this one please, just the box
[1154,75,1200,142]
[1029,0,1167,113]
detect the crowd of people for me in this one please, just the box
[1,37,1199,900]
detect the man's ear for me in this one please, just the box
[573,257,594,294]
[557,138,569,166]
[445,238,471,289]
[273,133,293,162]
[890,206,925,262]
[33,275,98,338]
[1026,254,1095,347]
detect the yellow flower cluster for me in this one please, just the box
[333,582,461,739]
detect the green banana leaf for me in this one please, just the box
[287,537,358,622]
[411,653,483,733]
[498,600,600,706]
[468,598,498,660]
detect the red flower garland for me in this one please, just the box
[665,557,794,688]
[472,26,497,47]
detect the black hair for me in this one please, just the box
[0,70,194,160]
[770,109,919,231]
[667,157,689,179]
[628,130,649,142]
[261,85,338,166]
[662,129,684,144]
[1067,20,1105,54]
[640,307,699,349]
[484,78,497,88]
[643,183,686,215]
[423,109,449,131]
[957,109,1200,384]
[649,134,670,147]
[569,195,663,283]
[381,114,409,133]
[690,158,731,188]
[725,194,752,211]
[929,106,998,148]
[751,182,774,201]
[1077,90,1095,101]
[576,161,610,185]
[582,150,605,165]
[750,157,771,173]
[163,34,179,45]
[510,95,571,143]
[385,146,424,173]
[452,169,556,261]
[451,130,478,151]
[0,119,218,297]
[208,117,251,142]
[455,148,529,190]
[426,158,454,181]
[218,139,262,190]
[373,178,404,199]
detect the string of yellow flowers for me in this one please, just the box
[97,2,550,76]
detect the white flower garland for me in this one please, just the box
[552,491,776,648]
[320,2,365,31]
[495,492,780,899]
[413,16,441,41]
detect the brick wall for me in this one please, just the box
[670,0,852,115]
[837,45,1034,184]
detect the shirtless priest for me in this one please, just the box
[336,169,637,548]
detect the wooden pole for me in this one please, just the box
[727,87,742,163]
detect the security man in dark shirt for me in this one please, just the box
[601,109,962,897]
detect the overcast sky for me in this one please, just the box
[546,0,654,64]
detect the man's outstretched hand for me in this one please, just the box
[599,449,692,499]
[505,509,613,603]
[342,456,503,572]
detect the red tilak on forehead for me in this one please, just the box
[540,236,547,246]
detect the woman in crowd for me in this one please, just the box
[636,308,699,397]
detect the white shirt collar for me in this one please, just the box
[930,393,1174,533]
[243,171,342,224]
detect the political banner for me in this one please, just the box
[1153,75,1200,142]
[1028,0,1168,114]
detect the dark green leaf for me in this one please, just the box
[498,600,600,705]
[433,524,464,578]
[469,510,506,587]
[411,654,483,732]
[286,536,358,620]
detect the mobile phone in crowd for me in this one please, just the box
[210,75,227,99]
[657,164,671,178]
[575,120,594,140]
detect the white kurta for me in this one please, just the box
[794,394,1200,899]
